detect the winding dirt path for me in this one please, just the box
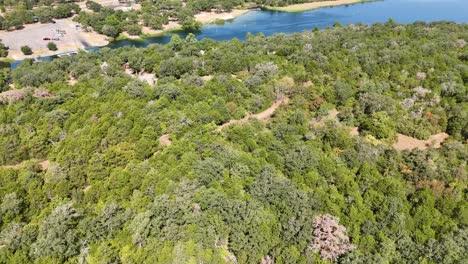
[217,97,289,131]
[2,159,49,170]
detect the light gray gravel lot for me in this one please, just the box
[0,20,86,50]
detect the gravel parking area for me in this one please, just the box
[1,19,86,51]
[0,18,108,60]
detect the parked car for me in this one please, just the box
[43,37,50,41]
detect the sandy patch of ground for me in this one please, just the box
[201,75,213,82]
[217,97,289,131]
[120,31,142,39]
[130,4,142,11]
[138,72,157,85]
[266,0,369,12]
[124,68,157,85]
[393,133,449,151]
[0,18,108,60]
[349,126,360,136]
[159,134,172,146]
[141,9,249,36]
[195,9,250,23]
[142,21,182,35]
[39,160,50,170]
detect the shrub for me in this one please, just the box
[0,40,8,57]
[86,1,103,12]
[20,46,33,55]
[47,42,58,51]
[181,19,202,31]
[126,24,142,36]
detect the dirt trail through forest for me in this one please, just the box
[217,97,289,131]
[2,160,49,170]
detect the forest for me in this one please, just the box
[0,21,467,263]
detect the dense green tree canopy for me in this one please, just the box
[0,21,467,263]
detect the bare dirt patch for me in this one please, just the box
[392,133,449,151]
[349,127,360,136]
[195,9,249,23]
[138,72,157,85]
[201,75,213,82]
[141,21,182,35]
[39,160,50,170]
[159,134,172,146]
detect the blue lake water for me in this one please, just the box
[10,0,468,68]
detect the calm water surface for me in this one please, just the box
[10,0,468,68]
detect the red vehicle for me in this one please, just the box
[43,37,50,41]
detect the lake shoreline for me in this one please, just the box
[1,9,251,62]
[1,1,377,62]
[5,0,468,68]
[263,0,376,12]
[117,9,251,42]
